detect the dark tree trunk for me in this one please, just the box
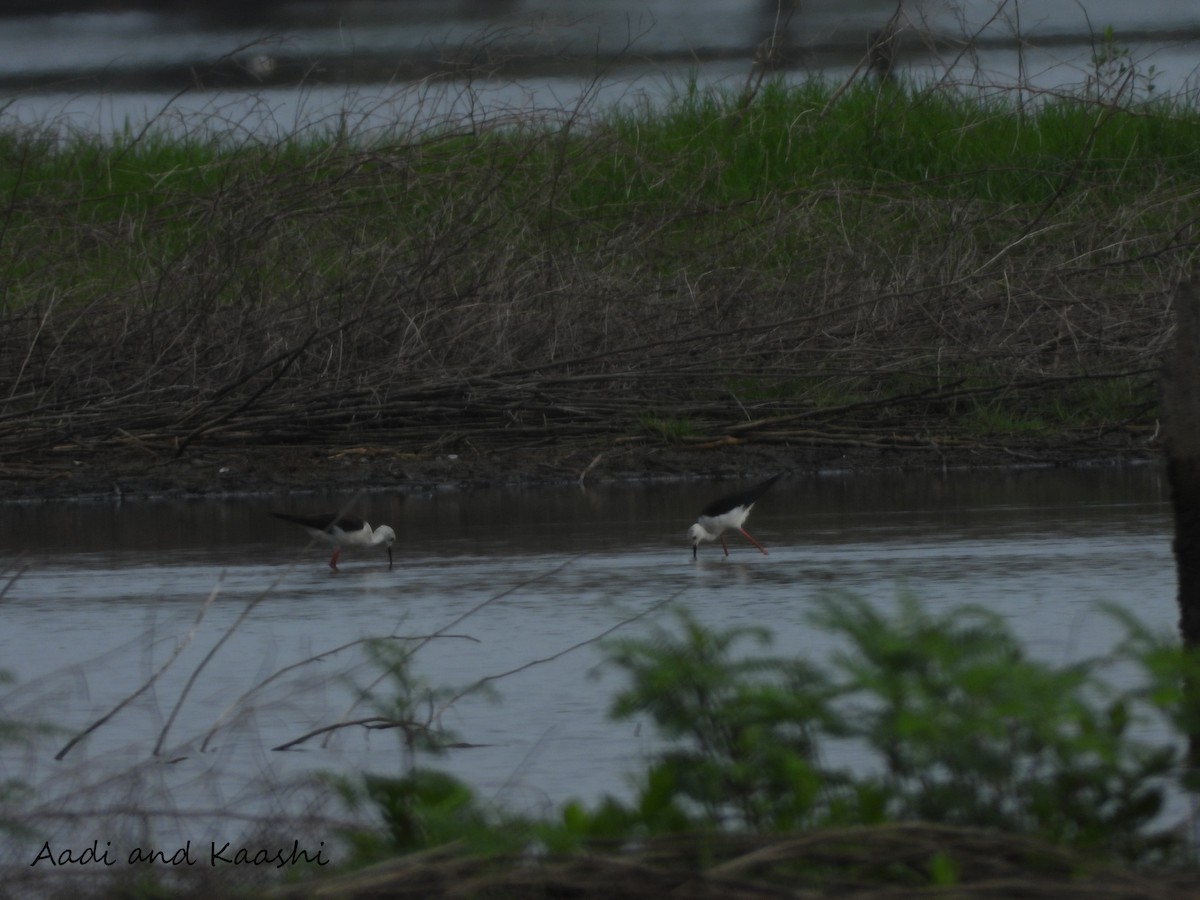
[1169,457,1200,646]
[1162,281,1200,766]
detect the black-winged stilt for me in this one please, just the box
[688,473,783,560]
[271,512,396,571]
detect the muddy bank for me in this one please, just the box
[0,428,1160,503]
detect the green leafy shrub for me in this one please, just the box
[812,594,1182,862]
[343,596,1198,868]
[602,611,846,831]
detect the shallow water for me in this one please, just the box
[0,466,1181,860]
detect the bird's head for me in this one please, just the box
[377,525,397,570]
[687,523,706,559]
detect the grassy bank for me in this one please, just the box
[1,75,1197,490]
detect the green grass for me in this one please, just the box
[960,375,1154,436]
[7,78,1200,267]
[639,415,697,443]
[3,80,1196,295]
[584,79,1200,204]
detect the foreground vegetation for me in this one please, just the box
[260,597,1200,897]
[1,66,1198,487]
[5,591,1199,898]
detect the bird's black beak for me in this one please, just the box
[387,547,394,571]
[692,543,697,560]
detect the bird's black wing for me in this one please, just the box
[698,472,784,517]
[271,512,365,532]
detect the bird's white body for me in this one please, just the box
[272,512,396,570]
[304,519,394,550]
[688,506,754,547]
[688,473,783,559]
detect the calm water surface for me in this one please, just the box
[2,1,1198,137]
[0,465,1181,865]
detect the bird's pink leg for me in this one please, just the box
[720,536,729,556]
[329,547,341,571]
[740,528,768,555]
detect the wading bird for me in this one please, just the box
[271,512,395,571]
[687,473,783,560]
